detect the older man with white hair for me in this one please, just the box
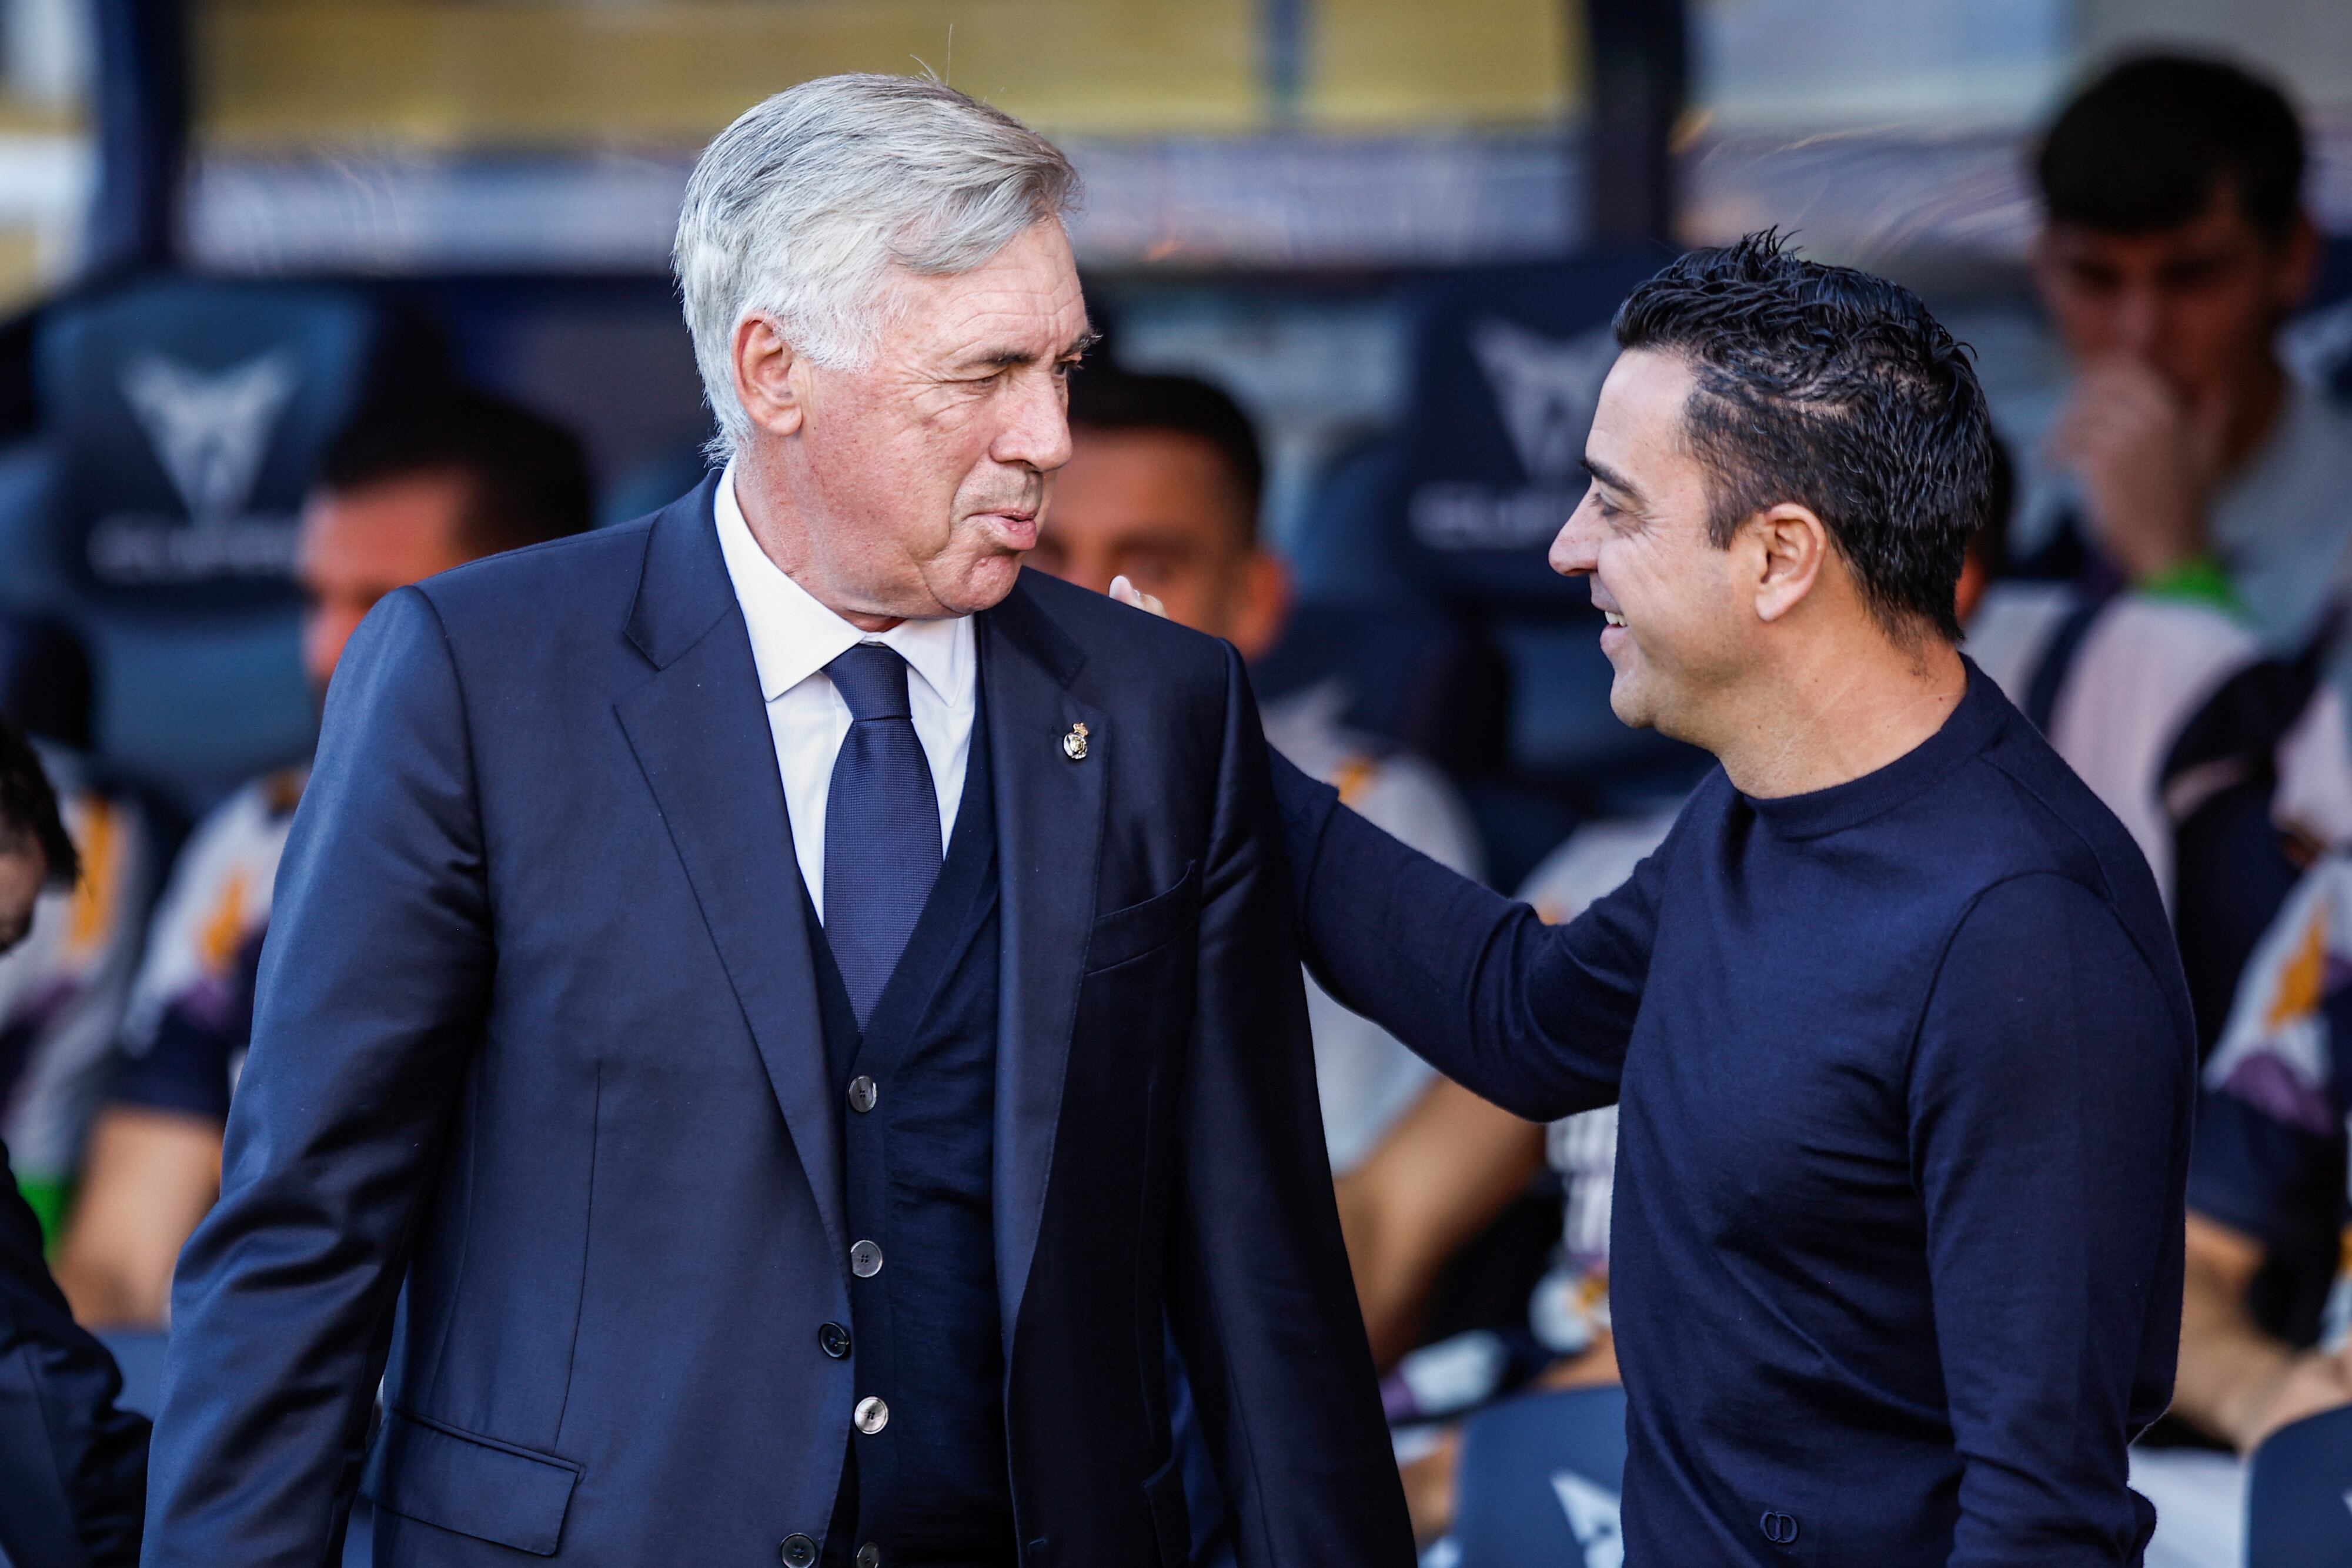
[141,76,1410,1568]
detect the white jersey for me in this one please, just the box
[118,766,303,1078]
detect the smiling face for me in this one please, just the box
[1549,349,1756,740]
[736,220,1092,624]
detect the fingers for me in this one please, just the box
[1108,575,1168,618]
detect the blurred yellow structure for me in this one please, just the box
[197,0,1581,153]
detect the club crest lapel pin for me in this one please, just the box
[1062,721,1090,761]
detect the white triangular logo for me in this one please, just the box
[1550,1469,1624,1568]
[1468,318,1618,483]
[120,350,299,522]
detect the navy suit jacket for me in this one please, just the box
[0,1139,148,1567]
[139,479,1410,1568]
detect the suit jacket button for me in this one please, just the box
[850,1239,883,1278]
[848,1076,878,1114]
[780,1534,818,1567]
[819,1322,852,1359]
[1759,1510,1800,1546]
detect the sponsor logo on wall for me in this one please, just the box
[89,349,302,586]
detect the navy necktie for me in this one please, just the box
[823,643,941,1027]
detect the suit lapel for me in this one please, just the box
[613,482,846,1268]
[983,577,1104,1346]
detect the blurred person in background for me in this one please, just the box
[1034,367,1485,1189]
[0,618,156,1245]
[2022,53,2347,646]
[52,387,592,1328]
[2171,857,2352,1457]
[0,713,149,1567]
[2020,54,2352,1062]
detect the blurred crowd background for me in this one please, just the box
[4,3,2352,1566]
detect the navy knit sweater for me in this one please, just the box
[1275,663,2194,1566]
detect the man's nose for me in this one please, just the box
[994,371,1075,473]
[1549,495,1602,577]
[2114,283,2163,357]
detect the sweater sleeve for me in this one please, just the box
[1910,873,2193,1567]
[1268,750,1655,1121]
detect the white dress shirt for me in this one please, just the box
[713,462,975,922]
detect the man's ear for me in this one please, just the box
[733,313,807,439]
[1750,502,1830,625]
[1227,550,1293,664]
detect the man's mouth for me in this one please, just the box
[1602,610,1627,627]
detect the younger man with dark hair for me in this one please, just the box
[1246,235,2194,1564]
[0,714,148,1567]
[54,387,592,1326]
[2024,52,2348,643]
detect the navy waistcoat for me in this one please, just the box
[805,694,1012,1567]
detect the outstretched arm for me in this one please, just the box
[1268,752,1653,1121]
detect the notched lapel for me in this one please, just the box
[613,495,847,1274]
[984,585,1106,1347]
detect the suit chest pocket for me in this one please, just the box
[1085,861,1200,974]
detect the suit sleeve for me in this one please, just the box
[0,1139,149,1568]
[1269,750,1655,1119]
[1910,874,2193,1567]
[142,588,494,1567]
[1164,647,1414,1568]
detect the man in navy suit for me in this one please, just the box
[141,75,1409,1568]
[0,716,148,1567]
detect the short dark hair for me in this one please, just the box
[2037,54,2306,245]
[0,714,76,888]
[319,386,596,556]
[1066,368,1265,544]
[1613,231,1992,643]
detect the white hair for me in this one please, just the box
[674,73,1081,461]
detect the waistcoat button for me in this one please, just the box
[848,1075,878,1113]
[850,1239,883,1278]
[856,1546,880,1568]
[854,1395,890,1435]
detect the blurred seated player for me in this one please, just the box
[1033,367,1483,1176]
[0,618,156,1240]
[52,387,592,1327]
[0,714,149,1566]
[2022,54,2350,647]
[2019,55,2352,1050]
[2171,856,2352,1455]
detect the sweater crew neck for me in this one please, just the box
[1738,659,2003,841]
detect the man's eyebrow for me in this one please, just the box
[953,326,1101,373]
[1582,454,1643,504]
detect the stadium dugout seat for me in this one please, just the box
[1447,1384,1629,1568]
[0,276,427,821]
[2246,1401,2352,1567]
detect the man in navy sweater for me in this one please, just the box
[1261,237,2196,1564]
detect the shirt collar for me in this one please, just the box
[713,460,975,710]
